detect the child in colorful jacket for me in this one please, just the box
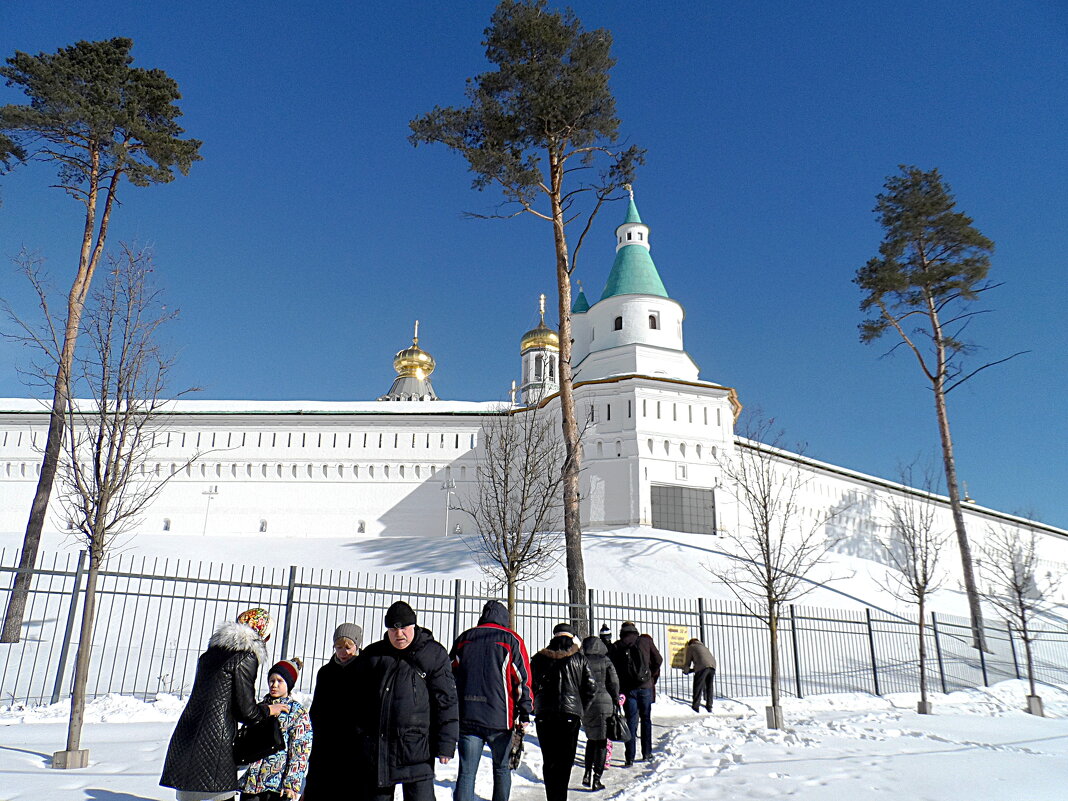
[240,658,313,801]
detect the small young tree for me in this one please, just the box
[854,165,1025,653]
[709,417,847,729]
[410,0,643,636]
[979,524,1060,716]
[7,245,196,767]
[876,467,947,714]
[0,38,202,641]
[459,405,567,625]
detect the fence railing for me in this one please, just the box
[1,548,1066,707]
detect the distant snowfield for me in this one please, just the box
[2,680,1066,801]
[0,525,1013,619]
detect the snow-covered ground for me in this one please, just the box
[2,680,1065,800]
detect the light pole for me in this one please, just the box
[201,485,218,536]
[441,479,456,537]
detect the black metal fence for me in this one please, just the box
[1,548,1066,707]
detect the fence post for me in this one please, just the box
[51,550,87,705]
[931,612,947,694]
[587,588,596,637]
[789,605,803,699]
[1006,622,1021,680]
[698,597,709,645]
[978,627,989,687]
[865,608,881,696]
[279,565,298,661]
[452,579,463,643]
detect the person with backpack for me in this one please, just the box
[450,600,533,801]
[608,622,662,767]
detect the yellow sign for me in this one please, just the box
[666,624,690,669]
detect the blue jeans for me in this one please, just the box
[623,688,654,762]
[454,728,513,801]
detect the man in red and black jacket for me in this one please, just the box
[450,600,533,801]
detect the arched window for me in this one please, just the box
[259,519,268,533]
[614,316,623,331]
[535,354,544,379]
[596,441,604,457]
[649,314,659,329]
[615,440,622,457]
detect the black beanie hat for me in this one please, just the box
[552,622,575,636]
[385,601,417,628]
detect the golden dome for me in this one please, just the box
[520,322,559,352]
[520,293,560,352]
[393,321,435,378]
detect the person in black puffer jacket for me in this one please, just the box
[161,608,287,801]
[580,636,619,792]
[530,624,596,801]
[351,601,458,801]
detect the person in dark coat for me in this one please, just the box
[352,601,459,801]
[608,622,662,767]
[450,600,533,801]
[302,622,363,799]
[161,608,287,801]
[530,623,596,801]
[681,638,717,712]
[580,636,619,792]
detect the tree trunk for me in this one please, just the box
[918,596,928,705]
[768,609,780,709]
[507,576,517,630]
[932,376,987,652]
[2,153,111,643]
[65,552,100,753]
[1021,619,1036,698]
[549,150,588,638]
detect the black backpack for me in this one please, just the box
[618,641,651,687]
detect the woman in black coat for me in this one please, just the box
[580,636,620,791]
[303,622,363,799]
[350,602,458,801]
[161,609,286,801]
[530,624,596,801]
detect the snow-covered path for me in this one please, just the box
[3,681,1066,800]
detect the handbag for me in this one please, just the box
[606,706,630,742]
[234,715,284,765]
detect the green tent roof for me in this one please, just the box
[600,245,668,300]
[571,289,590,313]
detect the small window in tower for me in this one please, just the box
[627,232,632,240]
[606,404,611,421]
[628,400,632,418]
[614,316,623,331]
[638,232,643,241]
[535,354,544,379]
[616,440,622,457]
[549,357,556,381]
[596,441,604,457]
[649,313,659,330]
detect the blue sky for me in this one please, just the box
[0,1,1065,528]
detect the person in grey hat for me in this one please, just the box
[302,622,364,798]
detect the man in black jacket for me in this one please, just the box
[609,622,663,766]
[352,601,459,801]
[451,600,533,801]
[530,623,596,801]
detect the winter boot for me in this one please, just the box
[592,774,606,791]
[582,767,592,787]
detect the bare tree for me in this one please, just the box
[979,524,1060,716]
[709,417,847,729]
[876,466,948,714]
[458,405,567,625]
[7,245,196,767]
